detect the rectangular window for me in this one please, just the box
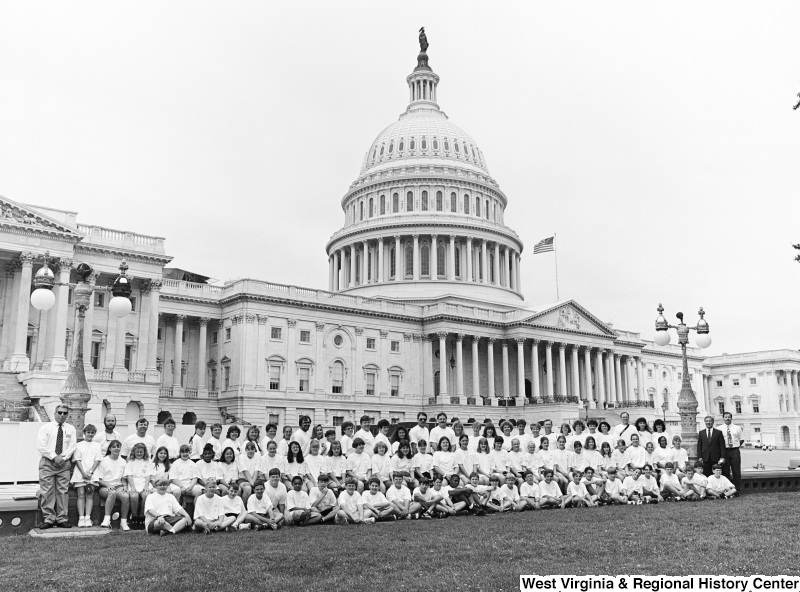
[718,402,725,415]
[91,342,101,369]
[212,331,218,345]
[749,377,757,385]
[129,297,137,312]
[94,293,105,308]
[366,373,375,396]
[753,403,759,413]
[390,375,399,397]
[391,340,400,353]
[182,331,186,343]
[271,327,282,340]
[210,369,217,391]
[754,427,761,433]
[366,338,376,350]
[269,414,280,425]
[732,379,740,387]
[299,367,310,392]
[224,327,231,341]
[735,401,742,414]
[269,365,281,390]
[715,380,722,387]
[332,416,344,427]
[124,345,132,370]
[224,366,230,390]
[647,369,653,378]
[332,363,343,394]
[678,373,682,381]
[67,288,73,305]
[300,330,311,343]
[157,328,163,341]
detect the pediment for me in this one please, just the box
[519,301,616,337]
[0,195,82,237]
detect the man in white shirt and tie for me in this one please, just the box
[36,404,77,528]
[721,412,743,494]
[612,412,635,446]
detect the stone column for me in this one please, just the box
[626,358,636,403]
[558,344,568,400]
[455,334,464,397]
[111,313,127,380]
[172,315,184,388]
[377,237,384,283]
[145,280,162,382]
[49,258,73,371]
[531,339,541,401]
[10,252,34,371]
[349,244,356,288]
[515,252,521,291]
[595,349,606,407]
[545,341,554,399]
[413,235,420,281]
[493,243,500,285]
[448,235,456,281]
[516,338,525,399]
[480,240,488,283]
[471,337,480,398]
[0,264,17,363]
[437,332,448,398]
[614,354,623,404]
[328,255,334,291]
[790,371,797,413]
[571,346,581,401]
[198,317,208,390]
[466,237,473,282]
[394,236,401,281]
[487,338,495,399]
[81,273,97,373]
[636,357,644,403]
[332,251,339,291]
[362,240,368,284]
[423,335,433,398]
[509,250,517,291]
[501,340,510,398]
[584,347,594,408]
[606,350,616,403]
[431,234,438,281]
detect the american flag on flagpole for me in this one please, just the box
[533,236,555,254]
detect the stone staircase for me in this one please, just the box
[0,371,30,406]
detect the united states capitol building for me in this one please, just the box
[1,39,798,447]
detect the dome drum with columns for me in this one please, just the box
[326,43,523,304]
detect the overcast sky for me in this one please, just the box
[1,2,798,355]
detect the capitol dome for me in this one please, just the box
[325,38,525,306]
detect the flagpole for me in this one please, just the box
[554,233,560,301]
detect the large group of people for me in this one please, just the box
[36,406,743,534]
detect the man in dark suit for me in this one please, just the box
[697,415,726,476]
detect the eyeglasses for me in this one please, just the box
[56,411,69,416]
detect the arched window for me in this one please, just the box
[421,191,428,211]
[331,361,344,394]
[463,142,469,156]
[475,198,481,218]
[450,192,457,213]
[455,247,461,277]
[390,246,396,278]
[433,138,439,150]
[464,195,470,214]
[368,197,374,218]
[360,201,364,221]
[405,244,413,277]
[421,137,427,150]
[444,140,450,151]
[485,200,489,219]
[380,195,385,215]
[410,138,416,151]
[388,141,394,154]
[420,244,430,276]
[406,191,414,212]
[399,139,404,152]
[436,191,443,211]
[372,147,377,163]
[662,388,669,410]
[392,193,399,213]
[437,244,445,278]
[454,141,460,153]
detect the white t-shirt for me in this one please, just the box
[97,430,123,456]
[260,454,282,478]
[169,458,197,488]
[502,484,520,503]
[345,453,371,478]
[412,486,434,502]
[237,453,261,479]
[207,436,222,461]
[123,459,150,492]
[429,426,457,450]
[551,450,570,474]
[409,425,430,448]
[569,451,591,473]
[324,455,347,478]
[535,450,554,471]
[612,423,635,446]
[189,435,206,460]
[706,474,734,494]
[216,462,239,485]
[265,482,288,509]
[432,450,458,476]
[360,490,389,507]
[194,494,224,521]
[97,456,126,487]
[247,494,273,514]
[121,434,156,458]
[195,460,218,483]
[660,473,682,491]
[507,451,525,473]
[474,453,492,475]
[309,486,336,509]
[640,475,659,493]
[538,480,562,498]
[520,482,540,499]
[622,475,644,495]
[389,455,413,477]
[567,482,589,498]
[220,438,242,459]
[72,440,102,481]
[623,446,647,469]
[144,492,183,530]
[220,494,246,515]
[604,478,624,497]
[337,490,361,513]
[286,489,311,511]
[340,434,354,456]
[454,449,475,474]
[467,433,483,453]
[155,434,181,460]
[305,455,326,480]
[683,473,708,490]
[386,485,412,503]
[374,433,391,454]
[412,453,433,475]
[281,459,309,479]
[371,454,393,481]
[671,447,689,471]
[291,429,313,457]
[353,429,375,457]
[489,450,509,473]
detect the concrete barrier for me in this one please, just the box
[740,470,800,494]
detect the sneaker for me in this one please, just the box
[268,522,278,531]
[335,515,348,526]
[77,516,86,528]
[363,517,376,524]
[204,528,211,535]
[120,520,130,531]
[238,524,251,530]
[100,518,111,528]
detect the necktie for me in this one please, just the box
[727,427,732,447]
[708,429,712,441]
[55,424,64,456]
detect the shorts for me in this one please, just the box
[225,512,238,518]
[488,499,502,508]
[318,507,334,518]
[146,515,183,533]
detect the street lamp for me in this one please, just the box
[109,260,133,318]
[583,398,590,422]
[653,304,711,463]
[30,252,56,311]
[661,400,667,424]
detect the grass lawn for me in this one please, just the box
[2,492,799,592]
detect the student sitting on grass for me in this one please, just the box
[220,482,249,531]
[484,475,510,513]
[580,467,605,500]
[285,475,321,526]
[518,471,541,511]
[245,480,280,530]
[336,477,364,525]
[386,474,416,520]
[309,474,338,524]
[681,461,708,501]
[601,467,628,505]
[537,469,563,509]
[445,474,476,514]
[193,478,226,534]
[563,470,595,508]
[412,477,438,519]
[706,464,736,499]
[660,462,683,501]
[145,475,192,536]
[360,476,392,523]
[640,464,663,504]
[430,475,457,517]
[500,473,524,512]
[264,469,287,527]
[622,467,645,504]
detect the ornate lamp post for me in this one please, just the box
[583,398,590,422]
[661,400,668,424]
[653,304,711,463]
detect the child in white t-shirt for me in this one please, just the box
[485,475,510,513]
[501,474,523,512]
[123,443,151,528]
[370,441,393,492]
[706,465,736,499]
[538,469,563,509]
[390,441,416,490]
[640,464,663,503]
[345,438,372,492]
[237,442,262,506]
[144,475,192,536]
[660,462,683,500]
[309,474,338,524]
[386,475,419,520]
[245,480,279,530]
[264,469,287,527]
[154,417,180,461]
[507,439,525,486]
[72,424,102,527]
[336,478,364,525]
[622,467,644,503]
[286,475,321,526]
[192,478,225,533]
[681,462,708,500]
[412,478,437,519]
[518,471,541,511]
[431,475,456,517]
[207,423,223,461]
[563,471,595,508]
[219,482,248,531]
[220,425,242,459]
[359,477,391,523]
[601,468,628,505]
[412,440,434,483]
